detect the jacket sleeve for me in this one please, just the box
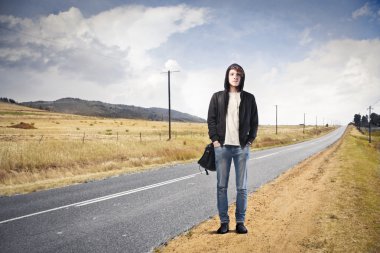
[207,93,219,142]
[248,95,258,143]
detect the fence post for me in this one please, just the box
[82,132,85,144]
[39,135,44,144]
[140,132,142,142]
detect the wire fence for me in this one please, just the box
[0,131,208,143]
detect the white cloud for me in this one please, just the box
[352,2,373,19]
[176,68,222,118]
[254,39,380,125]
[0,5,209,82]
[164,59,181,71]
[1,3,379,127]
[0,47,41,62]
[87,5,208,71]
[299,28,312,45]
[299,25,321,46]
[0,4,211,119]
[259,67,278,84]
[88,5,207,51]
[7,38,378,126]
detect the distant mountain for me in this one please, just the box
[21,98,206,123]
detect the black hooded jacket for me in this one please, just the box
[207,64,258,147]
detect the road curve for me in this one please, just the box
[0,126,346,253]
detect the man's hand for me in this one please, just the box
[213,141,221,148]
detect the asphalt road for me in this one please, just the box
[0,126,346,253]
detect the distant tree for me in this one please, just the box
[0,97,17,103]
[370,113,380,126]
[354,114,361,127]
[361,115,369,127]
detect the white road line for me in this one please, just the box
[76,174,198,207]
[250,135,333,160]
[286,146,303,151]
[0,203,79,225]
[251,151,280,160]
[0,173,200,225]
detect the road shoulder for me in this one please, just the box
[157,126,380,252]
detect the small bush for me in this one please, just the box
[8,122,36,129]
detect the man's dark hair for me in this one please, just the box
[224,63,245,91]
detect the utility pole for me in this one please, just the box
[315,116,318,129]
[303,113,305,134]
[162,70,179,140]
[275,105,278,135]
[368,106,373,143]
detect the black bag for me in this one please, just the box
[197,143,216,175]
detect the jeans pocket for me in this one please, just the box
[214,146,222,153]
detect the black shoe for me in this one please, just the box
[236,223,248,234]
[217,223,229,234]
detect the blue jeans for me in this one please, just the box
[214,145,249,224]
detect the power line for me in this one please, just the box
[358,98,380,115]
[371,98,380,108]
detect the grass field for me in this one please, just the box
[321,127,380,252]
[0,102,337,195]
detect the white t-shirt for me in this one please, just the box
[224,92,241,146]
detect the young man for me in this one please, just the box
[207,63,258,234]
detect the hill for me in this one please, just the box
[21,98,206,123]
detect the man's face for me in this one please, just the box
[228,69,241,88]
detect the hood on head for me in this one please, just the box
[224,63,245,91]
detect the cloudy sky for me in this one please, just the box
[0,0,379,125]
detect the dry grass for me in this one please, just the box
[0,102,337,195]
[312,126,380,252]
[253,125,329,149]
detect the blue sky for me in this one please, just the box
[0,0,379,125]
